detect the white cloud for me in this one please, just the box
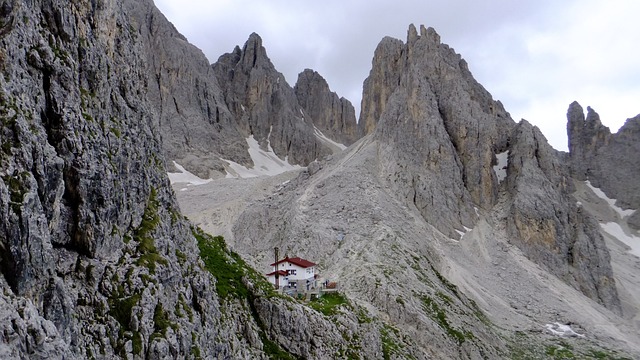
[154,0,640,151]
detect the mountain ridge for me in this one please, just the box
[0,0,639,358]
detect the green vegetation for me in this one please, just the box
[260,336,296,360]
[108,292,143,355]
[190,332,202,359]
[175,249,186,264]
[380,325,402,360]
[545,344,575,359]
[110,126,121,138]
[430,264,460,299]
[2,171,29,214]
[131,332,142,356]
[508,332,633,360]
[193,227,296,359]
[133,188,167,273]
[307,292,351,316]
[109,293,141,329]
[356,307,373,324]
[152,303,177,337]
[194,228,249,300]
[420,295,472,345]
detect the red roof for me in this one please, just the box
[265,270,288,277]
[270,256,316,268]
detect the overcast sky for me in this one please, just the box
[154,0,640,151]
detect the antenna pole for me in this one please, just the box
[274,247,279,289]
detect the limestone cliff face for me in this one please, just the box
[129,0,248,178]
[295,69,359,146]
[568,102,640,228]
[359,36,405,137]
[213,34,331,167]
[505,121,620,312]
[0,1,370,358]
[359,24,619,311]
[366,25,514,238]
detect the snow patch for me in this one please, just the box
[545,323,585,338]
[454,226,473,240]
[314,126,347,151]
[167,162,212,186]
[600,222,640,258]
[493,151,509,182]
[586,181,635,218]
[223,135,303,178]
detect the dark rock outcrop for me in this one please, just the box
[131,0,247,178]
[568,102,640,228]
[295,69,359,146]
[213,33,330,167]
[0,1,374,358]
[506,121,620,312]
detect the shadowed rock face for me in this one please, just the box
[0,1,385,358]
[212,33,331,167]
[134,0,247,178]
[568,102,640,228]
[506,121,620,313]
[295,69,359,146]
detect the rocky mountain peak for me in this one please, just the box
[358,36,405,136]
[294,69,359,146]
[568,102,640,229]
[243,32,266,60]
[361,24,515,236]
[356,24,621,312]
[213,34,332,167]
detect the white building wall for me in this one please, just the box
[267,274,289,287]
[275,262,315,281]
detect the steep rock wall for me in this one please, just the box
[359,24,620,310]
[212,34,331,167]
[295,69,359,146]
[567,102,640,229]
[0,1,370,358]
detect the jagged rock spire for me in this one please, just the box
[294,69,359,146]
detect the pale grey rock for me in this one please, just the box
[362,25,619,312]
[365,24,516,238]
[295,69,359,145]
[213,33,331,167]
[568,102,640,228]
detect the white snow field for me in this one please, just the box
[314,126,347,151]
[223,135,303,178]
[545,323,585,338]
[600,222,640,258]
[167,161,212,186]
[493,151,509,182]
[585,180,635,218]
